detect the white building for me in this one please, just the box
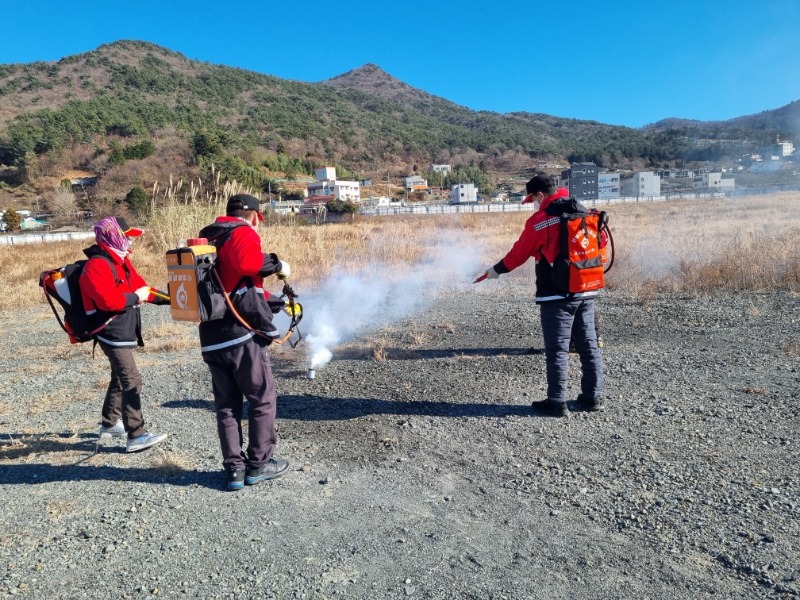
[431,164,452,175]
[307,166,361,202]
[449,183,477,204]
[694,172,735,191]
[757,140,794,158]
[598,172,620,199]
[621,172,661,197]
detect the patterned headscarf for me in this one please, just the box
[94,216,130,254]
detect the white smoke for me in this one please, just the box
[294,230,485,368]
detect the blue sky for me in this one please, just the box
[3,0,799,128]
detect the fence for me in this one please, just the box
[359,185,800,216]
[0,231,95,246]
[2,186,797,243]
[360,203,537,217]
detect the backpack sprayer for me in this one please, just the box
[474,205,615,284]
[165,238,303,346]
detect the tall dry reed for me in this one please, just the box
[2,191,798,314]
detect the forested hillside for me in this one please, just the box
[0,40,796,213]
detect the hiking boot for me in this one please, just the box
[98,420,125,439]
[126,431,168,453]
[530,399,569,418]
[577,394,605,412]
[227,468,245,491]
[245,458,289,485]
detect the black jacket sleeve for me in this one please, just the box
[258,252,282,277]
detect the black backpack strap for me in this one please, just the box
[208,222,247,249]
[87,253,123,285]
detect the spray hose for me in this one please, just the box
[211,270,303,348]
[602,221,615,274]
[274,279,304,347]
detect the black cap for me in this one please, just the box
[226,194,264,221]
[525,174,553,195]
[522,174,554,204]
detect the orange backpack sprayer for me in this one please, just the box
[546,198,613,293]
[165,237,303,345]
[165,238,220,322]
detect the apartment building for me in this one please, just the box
[621,172,661,197]
[694,172,736,191]
[561,163,599,200]
[598,172,620,199]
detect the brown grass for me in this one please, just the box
[140,320,197,353]
[45,499,80,520]
[2,192,799,314]
[151,450,195,476]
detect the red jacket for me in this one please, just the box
[494,188,601,302]
[499,187,569,271]
[197,217,284,352]
[79,244,148,346]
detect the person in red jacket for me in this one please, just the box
[79,216,169,452]
[198,194,290,491]
[477,174,604,417]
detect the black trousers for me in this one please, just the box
[202,340,278,471]
[99,343,146,439]
[540,298,604,403]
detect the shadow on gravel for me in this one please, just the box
[277,394,532,421]
[161,397,214,410]
[333,346,534,361]
[0,432,98,460]
[0,463,222,489]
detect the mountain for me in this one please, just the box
[643,100,800,136]
[0,40,796,206]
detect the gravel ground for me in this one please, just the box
[1,281,799,599]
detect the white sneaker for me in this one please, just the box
[126,432,168,453]
[98,420,126,439]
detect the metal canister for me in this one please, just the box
[307,368,316,380]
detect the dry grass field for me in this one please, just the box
[1,192,799,314]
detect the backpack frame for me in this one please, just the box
[39,255,120,344]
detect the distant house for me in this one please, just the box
[749,160,782,173]
[431,164,452,175]
[20,217,49,230]
[694,172,735,191]
[306,167,360,202]
[303,194,334,208]
[449,183,478,204]
[757,139,794,158]
[403,175,428,191]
